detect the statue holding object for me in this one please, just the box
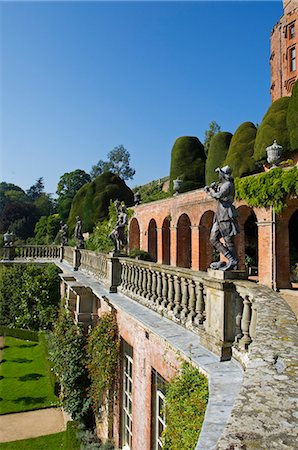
[204,166,240,271]
[60,221,68,246]
[109,201,128,254]
[74,216,84,249]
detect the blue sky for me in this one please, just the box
[1,1,283,195]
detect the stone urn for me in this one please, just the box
[266,140,283,168]
[173,178,182,196]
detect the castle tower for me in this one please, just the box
[270,0,298,101]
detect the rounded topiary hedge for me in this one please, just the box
[287,79,298,152]
[205,132,233,185]
[253,97,290,163]
[224,122,257,178]
[169,136,206,194]
[67,172,134,233]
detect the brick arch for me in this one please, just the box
[199,210,215,271]
[289,209,298,282]
[177,214,191,268]
[129,218,140,252]
[236,206,258,271]
[148,219,157,262]
[162,217,171,265]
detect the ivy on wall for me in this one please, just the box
[88,313,120,416]
[235,167,298,214]
[162,361,208,450]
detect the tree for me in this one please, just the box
[204,121,221,156]
[91,145,135,181]
[26,177,44,201]
[205,132,233,185]
[56,170,91,220]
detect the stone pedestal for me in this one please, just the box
[3,246,15,261]
[207,268,247,280]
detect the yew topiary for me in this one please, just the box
[287,79,298,152]
[205,132,233,185]
[253,97,290,163]
[169,136,206,194]
[224,122,257,178]
[67,172,134,233]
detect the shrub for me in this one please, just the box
[169,136,206,194]
[162,361,208,450]
[253,97,291,163]
[287,79,298,152]
[224,122,257,178]
[68,172,134,234]
[0,325,39,341]
[205,132,233,184]
[129,248,153,261]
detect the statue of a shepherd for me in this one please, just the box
[75,216,84,249]
[109,202,128,254]
[204,166,240,271]
[60,221,68,246]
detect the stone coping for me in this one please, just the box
[57,261,244,450]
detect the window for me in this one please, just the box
[121,341,133,450]
[151,369,167,450]
[289,24,295,39]
[290,47,296,72]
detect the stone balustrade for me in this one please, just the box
[63,246,74,265]
[79,249,109,282]
[14,245,60,259]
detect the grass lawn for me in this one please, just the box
[0,336,58,414]
[0,432,66,450]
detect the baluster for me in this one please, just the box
[141,268,147,297]
[180,278,189,319]
[156,272,163,305]
[239,296,252,349]
[249,300,257,339]
[161,272,168,309]
[187,280,196,323]
[173,276,182,318]
[133,266,139,294]
[167,274,175,312]
[194,282,205,325]
[137,267,143,295]
[146,269,152,300]
[128,264,134,293]
[150,270,157,303]
[121,263,128,291]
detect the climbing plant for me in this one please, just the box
[235,167,298,214]
[88,313,120,416]
[162,361,208,450]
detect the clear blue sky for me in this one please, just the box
[1,1,283,195]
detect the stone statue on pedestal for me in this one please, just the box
[109,201,128,254]
[204,166,240,271]
[75,216,84,249]
[60,221,68,246]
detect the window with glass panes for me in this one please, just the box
[289,23,295,39]
[151,369,167,450]
[121,341,133,450]
[290,47,296,72]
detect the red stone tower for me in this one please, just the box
[270,0,298,101]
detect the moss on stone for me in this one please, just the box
[253,97,290,163]
[169,136,206,194]
[205,132,233,185]
[287,79,298,152]
[67,172,134,233]
[225,122,257,178]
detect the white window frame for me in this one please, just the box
[155,390,166,450]
[122,353,133,450]
[290,47,296,72]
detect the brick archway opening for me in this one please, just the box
[148,219,157,262]
[177,214,191,268]
[199,210,215,271]
[162,217,171,265]
[244,211,258,276]
[289,209,298,283]
[129,218,140,253]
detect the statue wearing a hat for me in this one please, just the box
[204,166,240,271]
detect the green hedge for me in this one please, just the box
[169,136,206,194]
[225,122,257,178]
[205,132,233,184]
[0,326,39,341]
[65,421,81,450]
[253,97,290,163]
[287,79,298,152]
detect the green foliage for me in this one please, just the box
[253,97,291,163]
[65,421,81,450]
[224,122,257,178]
[91,145,135,181]
[85,200,118,253]
[68,172,134,234]
[162,361,208,450]
[34,214,60,244]
[26,177,45,201]
[133,179,170,203]
[0,432,66,450]
[235,167,298,213]
[88,313,120,415]
[287,79,298,152]
[49,305,91,422]
[56,169,91,220]
[203,120,221,156]
[0,336,59,414]
[205,132,233,185]
[129,248,153,261]
[0,326,39,341]
[0,264,61,330]
[169,136,206,193]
